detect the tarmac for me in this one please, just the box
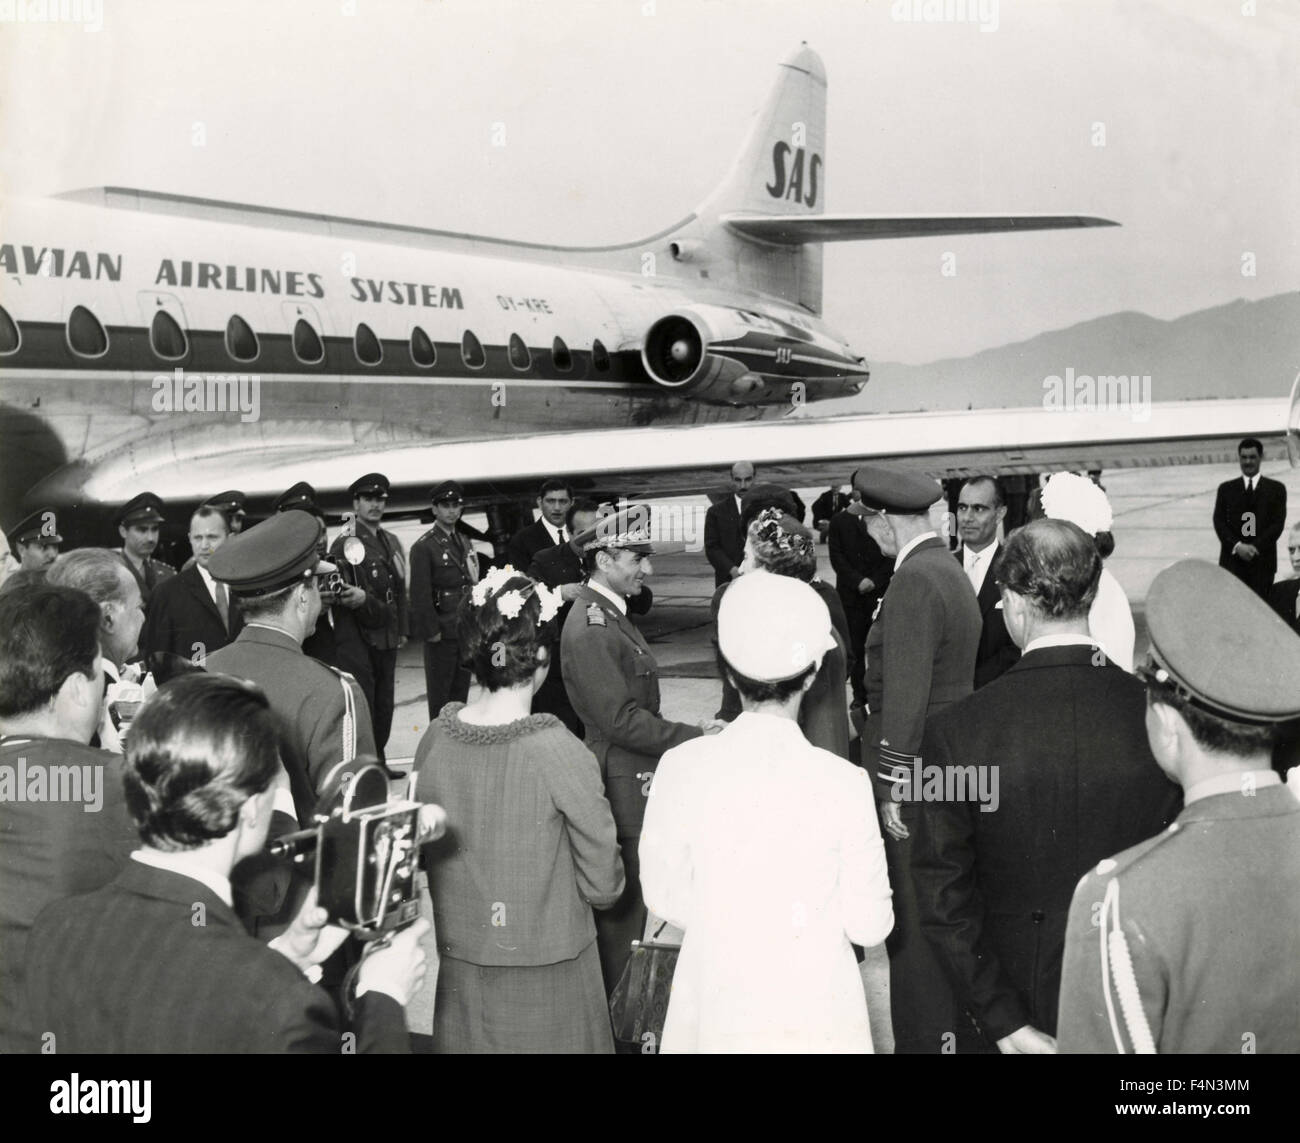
[378,458,1300,1049]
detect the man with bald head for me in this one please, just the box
[704,462,755,588]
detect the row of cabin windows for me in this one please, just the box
[0,303,612,372]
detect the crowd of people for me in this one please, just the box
[1,444,1298,1053]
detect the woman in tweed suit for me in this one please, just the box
[415,568,625,1053]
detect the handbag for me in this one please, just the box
[609,922,681,1054]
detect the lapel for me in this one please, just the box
[182,564,225,627]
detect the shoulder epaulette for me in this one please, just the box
[586,602,607,627]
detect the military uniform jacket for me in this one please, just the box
[561,585,701,837]
[409,524,478,642]
[865,536,981,790]
[1058,781,1300,1053]
[204,625,377,823]
[116,549,175,609]
[330,522,406,649]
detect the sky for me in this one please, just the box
[1,0,1296,364]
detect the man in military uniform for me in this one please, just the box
[1058,560,1300,1053]
[273,481,320,514]
[6,507,62,572]
[409,480,479,719]
[329,473,406,760]
[204,489,248,533]
[205,510,377,827]
[114,492,175,608]
[855,464,982,1054]
[561,507,713,995]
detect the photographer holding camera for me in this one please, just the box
[25,673,429,1053]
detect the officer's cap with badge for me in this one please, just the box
[572,505,654,555]
[7,507,62,554]
[851,466,943,513]
[350,473,390,499]
[208,510,336,597]
[203,490,247,516]
[273,482,319,514]
[114,492,166,528]
[1140,559,1300,725]
[430,480,464,505]
[718,570,837,682]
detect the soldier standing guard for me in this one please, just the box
[560,507,712,997]
[331,473,406,761]
[114,492,175,609]
[409,480,479,719]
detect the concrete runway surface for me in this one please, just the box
[378,458,1300,1050]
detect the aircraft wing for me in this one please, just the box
[722,213,1119,244]
[49,396,1290,519]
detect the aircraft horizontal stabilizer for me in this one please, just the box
[722,213,1119,244]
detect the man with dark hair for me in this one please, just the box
[140,506,243,664]
[25,673,429,1053]
[410,481,479,719]
[1213,437,1287,598]
[507,478,574,571]
[329,473,406,761]
[828,487,893,710]
[955,475,1020,688]
[114,492,175,608]
[561,508,713,994]
[0,583,138,1052]
[703,462,755,587]
[47,549,149,752]
[6,507,62,572]
[1059,561,1300,1052]
[912,519,1181,1054]
[854,464,982,1055]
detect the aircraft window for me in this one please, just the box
[226,314,260,362]
[551,336,572,372]
[508,333,530,371]
[0,305,19,355]
[410,326,436,368]
[461,329,485,369]
[67,305,108,358]
[150,309,188,360]
[293,318,324,365]
[592,339,610,371]
[354,322,383,366]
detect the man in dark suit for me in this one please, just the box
[507,478,574,571]
[527,499,651,736]
[1213,437,1287,598]
[410,481,480,719]
[0,582,138,1052]
[1267,522,1300,635]
[140,505,243,665]
[703,461,754,587]
[1059,560,1300,1052]
[25,673,429,1053]
[912,519,1181,1053]
[955,476,1020,688]
[856,465,982,1055]
[561,508,710,994]
[828,491,893,709]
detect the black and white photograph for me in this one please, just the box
[0,0,1296,1112]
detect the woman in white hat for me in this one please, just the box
[640,571,894,1052]
[1039,472,1135,671]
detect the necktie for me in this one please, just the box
[558,527,567,544]
[966,550,982,592]
[215,580,229,633]
[1247,478,1255,495]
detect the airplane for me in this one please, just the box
[0,42,1289,553]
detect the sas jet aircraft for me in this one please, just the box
[0,43,1290,545]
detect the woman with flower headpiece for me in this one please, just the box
[712,502,853,758]
[413,566,625,1052]
[1038,472,1135,671]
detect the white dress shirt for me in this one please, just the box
[588,578,627,615]
[962,542,996,595]
[894,531,938,571]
